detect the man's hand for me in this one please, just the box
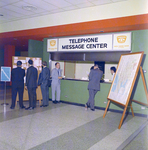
[58,76,62,79]
[25,86,27,90]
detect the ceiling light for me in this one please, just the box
[0,14,3,16]
[22,6,37,11]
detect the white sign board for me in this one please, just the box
[58,34,112,52]
[47,39,58,52]
[47,32,131,52]
[113,32,131,50]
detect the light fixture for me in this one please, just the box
[22,6,37,11]
[0,14,3,16]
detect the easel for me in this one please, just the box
[103,52,146,129]
[132,66,148,106]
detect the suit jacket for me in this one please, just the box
[38,67,50,86]
[51,68,61,84]
[88,68,103,91]
[11,67,25,88]
[25,66,38,88]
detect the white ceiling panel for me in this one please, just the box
[0,8,23,17]
[0,0,21,4]
[91,0,112,5]
[63,5,79,11]
[23,0,58,11]
[0,1,7,7]
[3,4,34,15]
[50,8,65,13]
[77,2,95,8]
[43,0,72,8]
[112,0,127,2]
[66,0,89,5]
[0,0,128,24]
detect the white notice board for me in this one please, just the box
[108,52,144,105]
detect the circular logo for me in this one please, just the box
[117,36,127,43]
[50,40,56,46]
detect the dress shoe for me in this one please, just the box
[20,106,26,109]
[40,105,44,107]
[91,109,95,111]
[10,106,14,109]
[25,107,30,110]
[25,107,34,110]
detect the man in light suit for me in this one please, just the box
[25,59,38,110]
[51,62,62,104]
[39,61,50,107]
[85,64,103,111]
[10,61,25,109]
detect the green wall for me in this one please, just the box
[28,39,43,59]
[44,30,148,115]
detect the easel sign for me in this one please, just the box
[1,67,11,82]
[103,51,144,129]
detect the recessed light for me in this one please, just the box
[22,6,37,11]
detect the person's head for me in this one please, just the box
[42,61,47,67]
[17,61,22,67]
[28,59,33,65]
[55,62,60,69]
[90,66,94,70]
[110,66,116,74]
[94,64,99,69]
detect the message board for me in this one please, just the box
[108,52,144,106]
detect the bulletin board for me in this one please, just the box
[107,52,144,106]
[12,56,42,103]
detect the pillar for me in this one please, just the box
[4,45,15,67]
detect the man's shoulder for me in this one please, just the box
[52,68,56,71]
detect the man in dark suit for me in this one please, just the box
[25,59,38,110]
[38,61,50,107]
[85,64,103,111]
[10,61,25,109]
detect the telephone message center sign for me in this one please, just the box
[47,32,131,52]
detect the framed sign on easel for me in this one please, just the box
[103,51,144,129]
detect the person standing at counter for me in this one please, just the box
[10,61,25,109]
[85,64,103,111]
[25,59,38,110]
[110,66,116,81]
[39,61,50,107]
[51,62,62,104]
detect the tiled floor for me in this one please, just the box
[0,85,148,150]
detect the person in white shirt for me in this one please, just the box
[110,66,116,81]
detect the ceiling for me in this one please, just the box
[0,0,127,24]
[1,0,148,52]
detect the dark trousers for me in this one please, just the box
[11,86,24,108]
[86,89,98,109]
[41,84,49,106]
[28,87,37,108]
